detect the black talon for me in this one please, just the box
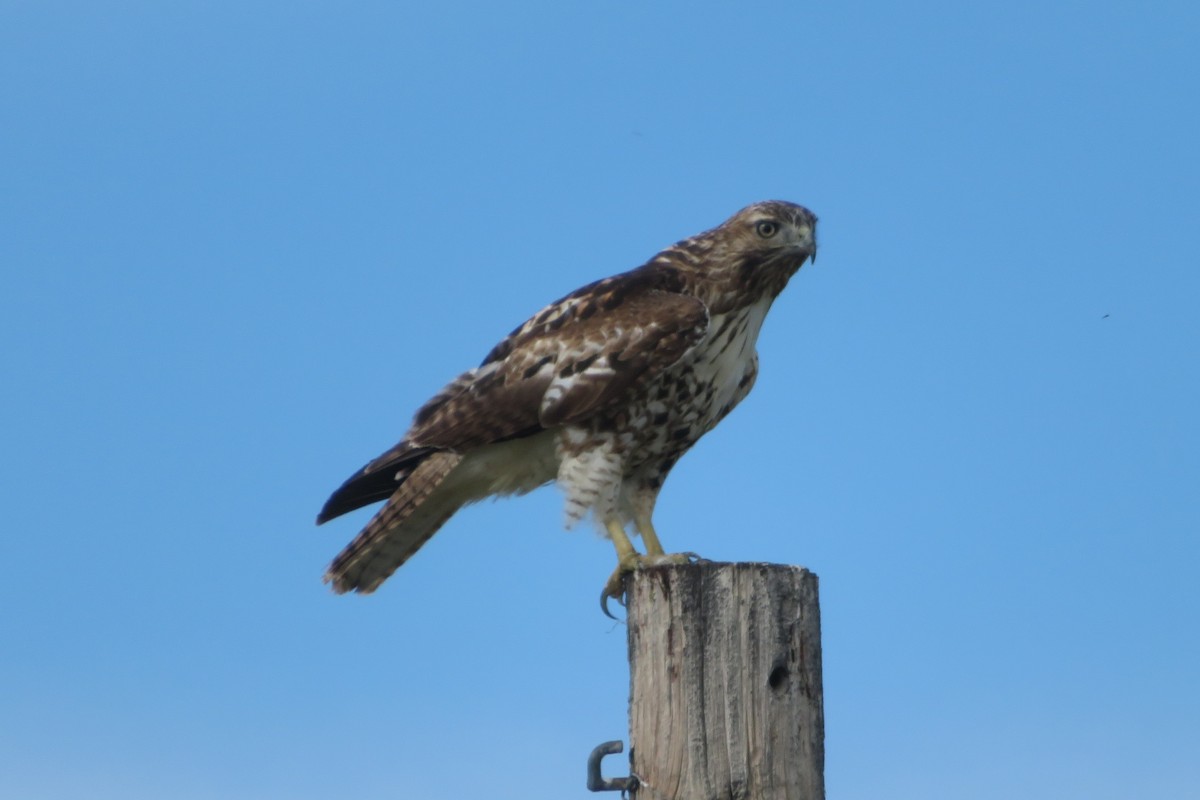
[600,587,625,620]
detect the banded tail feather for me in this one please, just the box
[322,450,464,593]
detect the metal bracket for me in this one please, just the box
[587,740,637,794]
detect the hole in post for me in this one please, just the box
[768,664,789,690]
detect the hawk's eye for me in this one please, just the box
[755,220,779,238]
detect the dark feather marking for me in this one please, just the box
[714,312,740,338]
[523,355,554,380]
[559,353,599,379]
[544,313,569,333]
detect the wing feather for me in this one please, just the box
[315,444,434,524]
[536,292,708,426]
[316,264,708,526]
[408,269,708,447]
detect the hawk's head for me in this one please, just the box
[659,200,818,311]
[720,199,818,263]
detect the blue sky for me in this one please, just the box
[2,2,1198,798]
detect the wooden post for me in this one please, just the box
[626,562,824,800]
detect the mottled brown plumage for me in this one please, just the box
[318,200,818,596]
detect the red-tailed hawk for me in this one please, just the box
[317,200,818,610]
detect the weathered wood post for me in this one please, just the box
[625,562,824,800]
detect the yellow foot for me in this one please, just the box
[600,552,702,619]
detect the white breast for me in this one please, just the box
[691,295,773,420]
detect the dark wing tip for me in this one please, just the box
[315,446,436,525]
[315,476,391,526]
[315,504,343,526]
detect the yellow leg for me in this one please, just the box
[601,519,643,618]
[634,514,666,556]
[599,517,700,618]
[635,513,704,568]
[606,518,640,562]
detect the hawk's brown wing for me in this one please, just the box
[316,266,709,525]
[411,287,710,446]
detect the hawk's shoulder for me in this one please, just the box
[478,262,692,366]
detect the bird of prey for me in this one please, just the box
[317,200,818,609]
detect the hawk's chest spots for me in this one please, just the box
[629,296,773,453]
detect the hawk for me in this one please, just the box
[317,200,818,610]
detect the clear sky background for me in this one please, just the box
[2,2,1197,798]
